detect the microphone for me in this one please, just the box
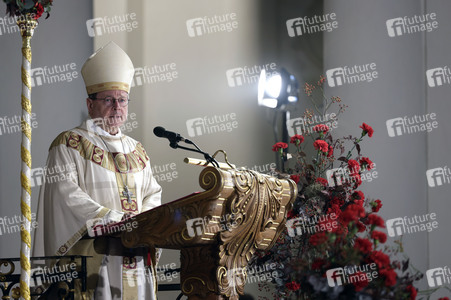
[153,126,190,148]
[153,126,219,167]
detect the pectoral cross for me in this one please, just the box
[122,186,134,204]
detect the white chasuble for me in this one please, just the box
[33,119,162,300]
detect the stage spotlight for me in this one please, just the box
[258,68,299,109]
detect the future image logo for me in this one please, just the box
[326,264,378,288]
[386,113,438,137]
[0,113,38,137]
[385,213,438,237]
[185,214,237,238]
[385,218,404,237]
[186,13,238,37]
[30,263,78,288]
[131,63,178,86]
[30,162,77,188]
[286,13,338,37]
[286,213,338,237]
[30,63,79,87]
[426,166,451,187]
[86,13,138,37]
[386,13,438,37]
[426,267,451,287]
[86,216,138,237]
[326,63,378,87]
[86,115,139,138]
[227,263,279,287]
[426,67,451,87]
[126,263,179,287]
[152,162,178,183]
[286,113,338,136]
[0,15,21,36]
[0,213,38,236]
[241,162,277,177]
[226,63,277,87]
[186,217,206,237]
[326,163,377,187]
[186,113,238,137]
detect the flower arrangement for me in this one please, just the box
[252,76,430,300]
[3,0,53,19]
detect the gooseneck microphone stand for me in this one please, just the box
[169,138,220,168]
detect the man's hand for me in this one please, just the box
[122,212,137,220]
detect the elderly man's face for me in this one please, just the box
[86,89,129,135]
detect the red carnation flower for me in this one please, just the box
[313,124,330,134]
[290,174,300,184]
[272,142,288,152]
[380,268,397,286]
[311,258,326,270]
[327,204,342,219]
[367,214,386,228]
[371,199,383,212]
[327,145,334,158]
[332,221,347,235]
[351,191,365,201]
[350,173,363,188]
[367,250,390,268]
[354,199,364,207]
[350,272,369,291]
[285,281,301,291]
[355,221,366,232]
[360,157,373,170]
[316,177,328,186]
[438,298,450,300]
[371,230,387,243]
[406,285,417,300]
[360,122,374,138]
[348,159,360,174]
[341,204,365,224]
[309,231,328,246]
[34,3,44,19]
[313,140,329,153]
[330,196,345,207]
[354,237,373,254]
[290,134,304,146]
[318,217,338,233]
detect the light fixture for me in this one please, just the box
[258,68,299,109]
[258,67,299,172]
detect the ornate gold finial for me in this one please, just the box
[16,13,38,48]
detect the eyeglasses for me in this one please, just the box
[93,96,130,107]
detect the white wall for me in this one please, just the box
[426,0,451,293]
[324,0,451,297]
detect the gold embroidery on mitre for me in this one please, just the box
[86,81,130,94]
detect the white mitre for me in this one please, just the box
[81,41,135,94]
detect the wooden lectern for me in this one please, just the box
[119,166,297,299]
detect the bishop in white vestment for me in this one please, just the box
[33,42,162,299]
